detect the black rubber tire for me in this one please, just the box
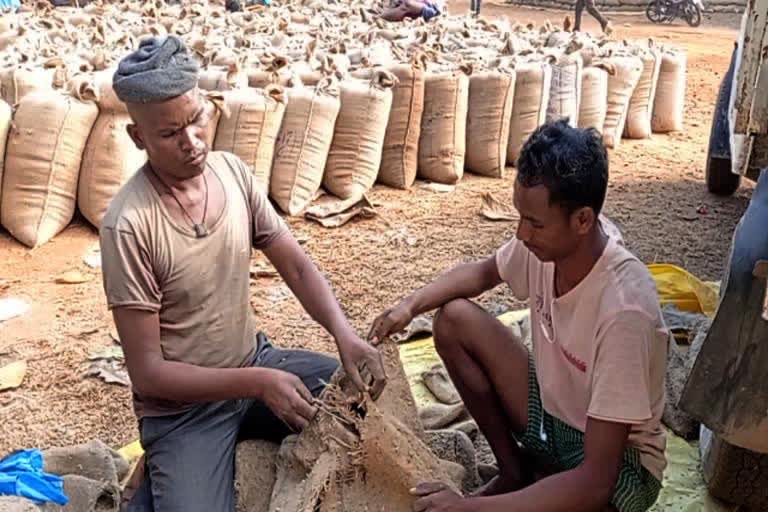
[707,157,741,196]
[685,2,702,27]
[645,0,671,23]
[706,46,741,196]
[702,434,768,508]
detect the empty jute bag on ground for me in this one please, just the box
[323,70,395,200]
[624,45,661,139]
[601,55,643,149]
[1,85,98,248]
[418,70,469,185]
[578,65,609,133]
[78,71,146,229]
[507,61,552,166]
[270,79,341,216]
[213,85,286,196]
[546,51,583,128]
[0,99,11,213]
[652,49,687,133]
[465,69,515,178]
[377,62,426,190]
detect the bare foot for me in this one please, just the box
[602,22,613,36]
[471,474,524,497]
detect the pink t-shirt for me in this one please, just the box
[495,219,668,480]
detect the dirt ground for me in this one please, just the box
[0,4,753,455]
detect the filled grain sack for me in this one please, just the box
[78,72,146,229]
[507,61,552,166]
[578,65,609,132]
[465,69,516,178]
[198,63,249,91]
[652,49,687,133]
[1,87,99,247]
[323,70,394,200]
[0,100,11,213]
[213,85,286,196]
[0,66,55,105]
[546,51,583,127]
[418,70,469,184]
[601,55,643,148]
[270,79,341,216]
[624,47,661,139]
[379,63,425,190]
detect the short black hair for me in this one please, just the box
[516,120,609,215]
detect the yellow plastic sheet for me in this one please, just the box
[648,264,720,318]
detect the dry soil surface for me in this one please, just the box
[0,5,753,454]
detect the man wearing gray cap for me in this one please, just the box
[100,35,387,511]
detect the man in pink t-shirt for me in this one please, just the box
[370,120,669,512]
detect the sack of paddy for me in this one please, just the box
[0,66,55,105]
[418,69,469,185]
[507,60,552,166]
[624,44,661,139]
[652,48,686,133]
[213,85,286,196]
[601,54,643,149]
[270,78,341,216]
[546,50,583,127]
[578,64,609,132]
[0,99,11,214]
[77,71,146,229]
[1,83,99,248]
[323,70,395,200]
[198,63,249,91]
[360,60,426,190]
[465,68,515,178]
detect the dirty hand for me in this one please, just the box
[411,483,465,512]
[337,332,388,400]
[259,368,318,432]
[368,300,414,344]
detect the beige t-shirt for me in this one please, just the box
[495,219,668,480]
[100,151,287,418]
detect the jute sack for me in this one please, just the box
[78,71,146,228]
[417,70,469,185]
[601,55,643,149]
[213,85,286,196]
[198,64,249,91]
[652,50,686,133]
[578,65,609,132]
[465,69,516,178]
[507,61,552,166]
[546,51,583,127]
[270,79,341,216]
[324,70,395,200]
[1,87,99,247]
[0,100,12,214]
[624,47,661,139]
[379,62,425,190]
[0,66,55,105]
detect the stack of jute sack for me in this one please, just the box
[0,0,686,248]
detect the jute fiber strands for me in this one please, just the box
[78,70,146,228]
[324,70,395,200]
[418,70,469,185]
[214,85,286,196]
[270,79,341,216]
[507,61,552,166]
[1,85,98,247]
[578,65,609,133]
[652,50,687,133]
[466,69,516,178]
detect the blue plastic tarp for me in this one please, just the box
[0,450,68,505]
[0,0,20,10]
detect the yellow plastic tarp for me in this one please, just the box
[648,264,720,318]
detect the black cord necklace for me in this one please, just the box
[148,164,209,238]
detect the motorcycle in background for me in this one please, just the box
[646,0,704,27]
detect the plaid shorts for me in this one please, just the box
[513,357,662,512]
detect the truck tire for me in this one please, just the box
[706,45,741,196]
[702,433,768,508]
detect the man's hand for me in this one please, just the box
[337,332,387,400]
[368,300,415,344]
[411,483,466,512]
[257,368,318,431]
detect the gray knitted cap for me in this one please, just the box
[113,35,200,104]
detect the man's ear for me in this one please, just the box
[571,206,596,235]
[126,124,145,151]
